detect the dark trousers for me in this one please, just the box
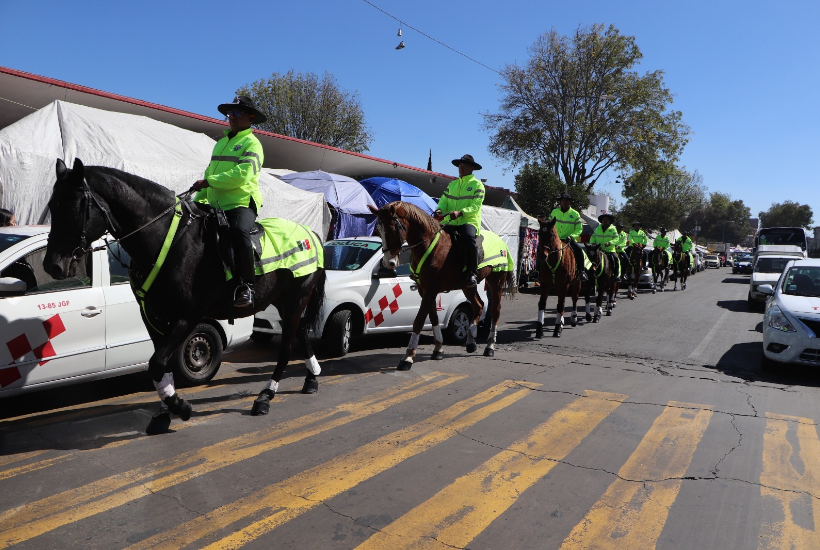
[225,201,257,283]
[456,224,478,273]
[568,240,585,273]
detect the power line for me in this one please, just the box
[362,0,501,75]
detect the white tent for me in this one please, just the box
[481,205,521,283]
[500,195,539,229]
[0,101,329,238]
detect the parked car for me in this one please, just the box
[760,259,820,368]
[733,255,753,274]
[704,254,720,269]
[749,253,805,307]
[253,237,488,356]
[0,226,253,397]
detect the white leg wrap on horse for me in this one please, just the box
[408,332,420,350]
[597,306,603,316]
[557,314,564,326]
[265,379,279,393]
[571,311,577,320]
[305,355,321,376]
[537,310,544,324]
[488,327,498,349]
[433,325,443,345]
[469,325,478,339]
[154,372,175,401]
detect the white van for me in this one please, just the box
[0,226,252,397]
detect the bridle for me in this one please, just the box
[70,178,195,261]
[377,214,448,256]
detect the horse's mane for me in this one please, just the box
[395,201,441,234]
[89,166,175,199]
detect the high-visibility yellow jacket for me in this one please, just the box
[629,229,647,246]
[195,128,264,211]
[653,235,670,249]
[591,225,618,252]
[549,207,582,241]
[437,174,485,229]
[677,235,693,252]
[615,230,628,252]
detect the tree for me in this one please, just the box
[483,24,690,193]
[619,163,704,231]
[237,70,373,153]
[683,192,751,244]
[759,201,814,229]
[513,162,588,219]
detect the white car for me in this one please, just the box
[704,254,720,269]
[253,237,487,356]
[760,258,820,368]
[749,255,796,306]
[0,226,252,397]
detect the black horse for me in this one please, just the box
[671,240,690,291]
[585,244,618,321]
[43,159,326,434]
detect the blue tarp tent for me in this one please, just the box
[279,170,377,239]
[359,177,438,215]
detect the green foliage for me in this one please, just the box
[237,70,373,153]
[619,163,704,231]
[513,163,588,219]
[759,201,814,229]
[685,192,752,244]
[484,24,690,193]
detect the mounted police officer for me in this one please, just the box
[590,212,619,280]
[434,154,485,286]
[192,96,266,307]
[677,230,694,266]
[549,192,587,281]
[653,227,670,250]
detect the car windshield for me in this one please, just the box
[755,257,792,273]
[781,266,820,297]
[706,255,718,260]
[323,240,381,271]
[0,233,30,253]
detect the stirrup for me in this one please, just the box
[234,283,255,307]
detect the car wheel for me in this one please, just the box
[325,309,352,357]
[446,305,472,345]
[250,330,274,343]
[173,323,224,386]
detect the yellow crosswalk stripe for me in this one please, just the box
[126,380,537,550]
[758,412,820,548]
[0,372,462,548]
[356,390,626,549]
[0,372,379,482]
[560,401,712,549]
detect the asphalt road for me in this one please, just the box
[3,266,820,549]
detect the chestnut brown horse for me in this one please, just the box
[535,217,581,338]
[586,243,619,321]
[625,245,645,299]
[650,247,671,293]
[671,240,691,290]
[368,202,511,370]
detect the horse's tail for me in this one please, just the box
[303,268,326,332]
[503,268,518,299]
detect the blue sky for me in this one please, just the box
[2,0,818,225]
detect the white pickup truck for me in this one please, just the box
[0,226,252,397]
[253,236,487,355]
[748,245,806,308]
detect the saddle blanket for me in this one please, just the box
[477,231,514,272]
[227,218,323,281]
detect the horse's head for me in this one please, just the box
[368,202,411,269]
[537,217,559,251]
[43,158,109,280]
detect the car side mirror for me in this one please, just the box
[373,266,397,279]
[758,284,774,295]
[0,277,27,294]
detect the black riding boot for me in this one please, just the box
[234,282,255,308]
[234,243,256,308]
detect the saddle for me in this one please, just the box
[443,226,486,268]
[208,205,265,278]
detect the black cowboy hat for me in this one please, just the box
[615,219,625,227]
[598,212,614,223]
[556,191,573,201]
[218,95,267,124]
[451,154,482,170]
[631,221,642,227]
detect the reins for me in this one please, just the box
[540,230,570,283]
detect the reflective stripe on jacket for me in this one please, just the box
[653,235,670,249]
[629,229,647,246]
[549,207,582,241]
[591,225,618,252]
[195,128,264,211]
[677,236,693,252]
[437,174,485,229]
[615,230,628,252]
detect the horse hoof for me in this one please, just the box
[553,330,562,338]
[397,361,413,371]
[163,394,192,421]
[251,390,274,416]
[571,318,578,327]
[652,290,656,294]
[483,348,495,357]
[585,313,592,322]
[466,343,477,353]
[301,378,319,394]
[535,329,543,339]
[431,350,445,360]
[592,317,599,323]
[606,311,612,316]
[146,409,171,435]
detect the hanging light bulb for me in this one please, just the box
[396,41,405,50]
[397,27,402,37]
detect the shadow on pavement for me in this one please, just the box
[712,341,820,387]
[722,276,750,284]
